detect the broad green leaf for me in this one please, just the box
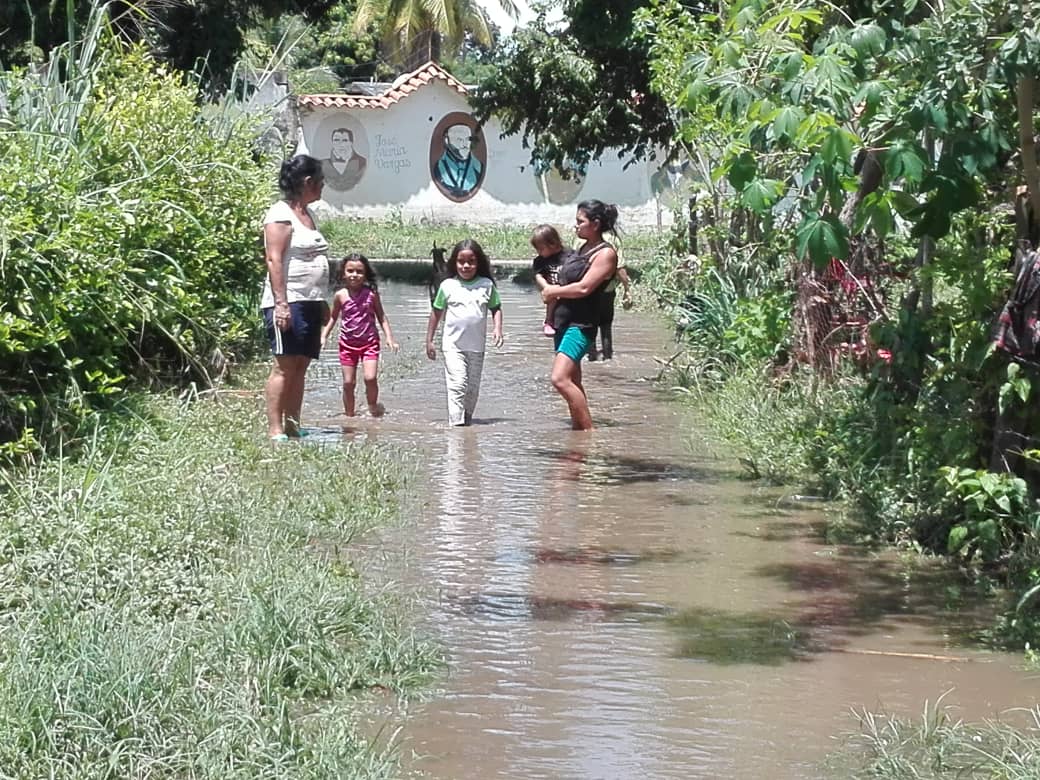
[885,139,927,183]
[795,214,848,266]
[889,190,919,216]
[854,80,886,110]
[720,40,742,68]
[820,127,854,165]
[980,471,1000,497]
[870,200,894,238]
[947,524,968,553]
[771,105,804,143]
[777,51,803,80]
[740,178,784,213]
[727,151,757,191]
[849,23,886,58]
[1016,376,1031,403]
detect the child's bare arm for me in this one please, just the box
[321,293,344,345]
[372,292,399,351]
[425,309,443,359]
[490,307,504,347]
[617,266,633,308]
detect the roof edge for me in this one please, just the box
[298,61,469,110]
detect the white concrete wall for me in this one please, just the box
[298,80,682,228]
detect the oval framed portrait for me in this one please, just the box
[536,164,585,205]
[429,112,487,203]
[312,114,370,193]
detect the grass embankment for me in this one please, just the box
[321,216,665,261]
[0,391,440,778]
[845,699,1040,778]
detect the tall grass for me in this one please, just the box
[0,393,441,777]
[847,697,1040,779]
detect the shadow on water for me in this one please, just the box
[663,555,997,666]
[669,607,811,665]
[732,519,828,542]
[529,447,720,486]
[533,545,686,566]
[449,591,674,622]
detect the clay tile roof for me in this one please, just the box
[298,61,469,110]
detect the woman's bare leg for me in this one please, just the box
[265,355,299,437]
[551,352,593,430]
[284,356,310,435]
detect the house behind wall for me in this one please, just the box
[295,62,688,228]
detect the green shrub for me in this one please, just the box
[0,8,272,456]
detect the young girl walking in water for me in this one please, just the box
[321,253,399,417]
[425,239,504,426]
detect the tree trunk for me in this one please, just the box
[405,30,441,70]
[1018,74,1039,247]
[839,150,884,230]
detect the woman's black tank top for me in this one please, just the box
[553,241,612,330]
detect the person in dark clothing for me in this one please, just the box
[540,200,619,429]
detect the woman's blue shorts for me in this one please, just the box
[263,300,325,359]
[554,325,594,362]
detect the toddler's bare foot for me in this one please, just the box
[369,403,385,418]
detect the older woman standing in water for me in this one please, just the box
[261,155,329,440]
[541,200,619,430]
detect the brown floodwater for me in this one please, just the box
[304,279,1040,779]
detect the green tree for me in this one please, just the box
[0,0,339,88]
[470,0,684,175]
[353,0,517,70]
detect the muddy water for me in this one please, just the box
[306,280,1040,779]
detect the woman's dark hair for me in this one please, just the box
[576,199,620,235]
[448,239,494,280]
[339,252,378,290]
[278,154,322,200]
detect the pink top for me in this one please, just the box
[338,286,380,348]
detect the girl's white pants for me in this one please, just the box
[443,348,485,426]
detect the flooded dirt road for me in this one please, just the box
[305,280,1040,778]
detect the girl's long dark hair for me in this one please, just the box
[448,239,494,281]
[339,252,378,290]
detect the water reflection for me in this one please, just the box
[312,281,1040,780]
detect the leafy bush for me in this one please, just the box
[0,8,272,456]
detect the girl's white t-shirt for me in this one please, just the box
[432,277,501,352]
[260,200,330,308]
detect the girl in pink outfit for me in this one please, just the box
[321,253,399,417]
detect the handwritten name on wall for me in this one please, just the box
[374,134,411,174]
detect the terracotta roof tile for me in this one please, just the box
[298,61,468,110]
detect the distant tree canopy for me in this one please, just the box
[2,0,517,89]
[471,0,688,175]
[353,0,515,71]
[0,0,338,87]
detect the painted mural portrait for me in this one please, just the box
[536,163,585,205]
[322,126,367,191]
[429,113,486,202]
